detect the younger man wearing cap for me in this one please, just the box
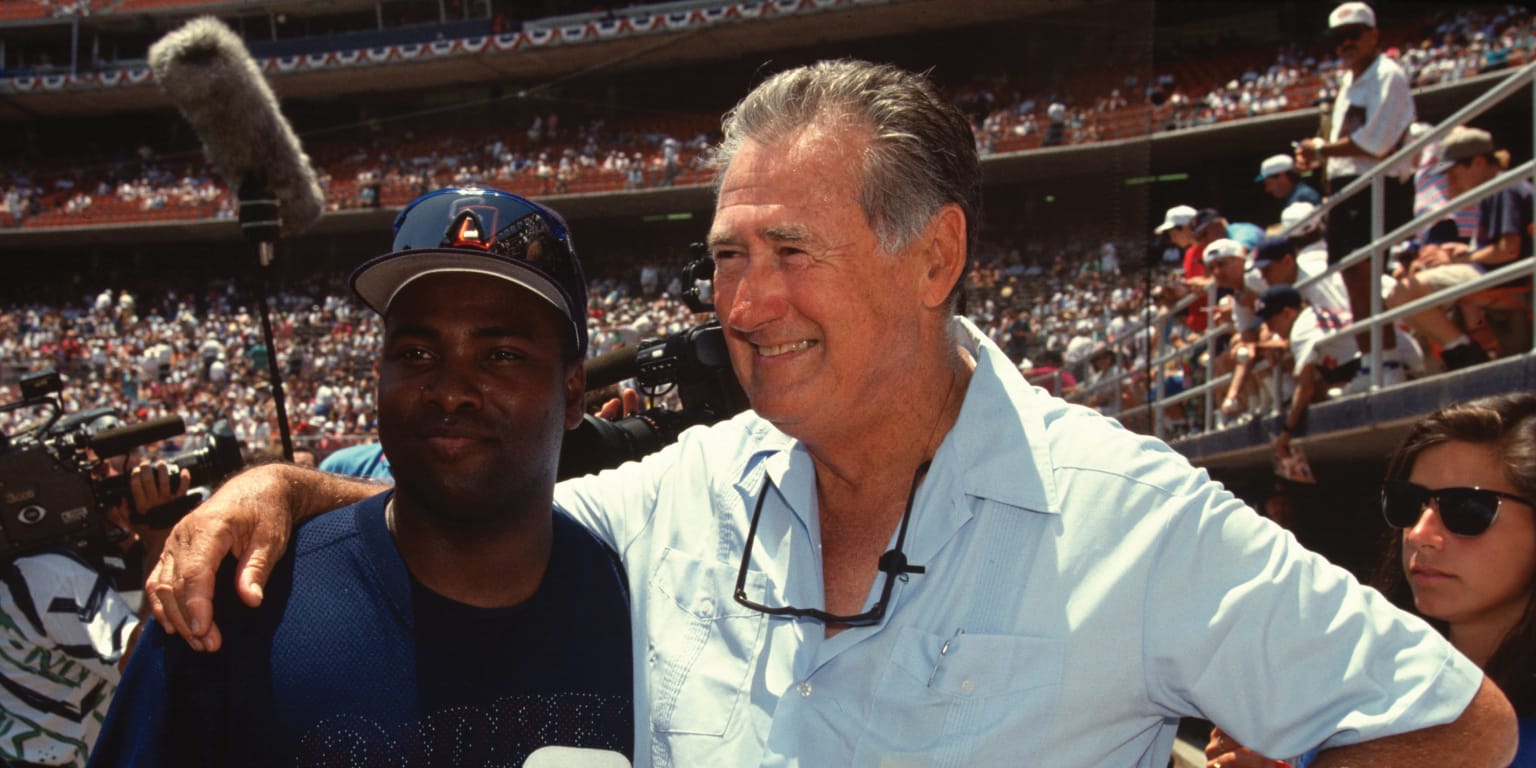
[92,188,634,766]
[1198,238,1264,421]
[1257,284,1361,459]
[1153,204,1195,265]
[1256,234,1426,391]
[1256,153,1321,209]
[1170,207,1229,334]
[1294,1,1414,373]
[1279,201,1330,268]
[1388,125,1532,371]
[1252,235,1351,318]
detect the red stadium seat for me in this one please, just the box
[0,1,55,21]
[1459,284,1534,359]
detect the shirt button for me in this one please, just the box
[697,598,714,617]
[797,681,813,698]
[960,679,975,694]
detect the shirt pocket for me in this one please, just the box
[647,547,768,736]
[854,626,1065,765]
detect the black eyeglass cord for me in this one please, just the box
[733,459,931,626]
[880,461,930,579]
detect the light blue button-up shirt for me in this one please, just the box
[555,317,1480,768]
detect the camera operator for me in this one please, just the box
[0,433,189,768]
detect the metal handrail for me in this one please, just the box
[1287,159,1534,304]
[1282,61,1536,237]
[1306,256,1535,351]
[1070,59,1536,439]
[1278,61,1536,389]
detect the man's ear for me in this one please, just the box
[919,203,967,310]
[563,360,586,431]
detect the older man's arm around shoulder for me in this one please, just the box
[1309,677,1515,768]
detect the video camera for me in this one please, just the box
[558,255,750,479]
[0,370,243,559]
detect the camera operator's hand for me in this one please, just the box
[131,460,191,514]
[102,459,183,533]
[146,462,378,652]
[106,460,192,561]
[597,387,641,420]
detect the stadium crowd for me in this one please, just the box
[0,259,714,462]
[0,231,1189,466]
[4,3,1534,767]
[2,3,1532,457]
[4,129,1529,461]
[4,4,1531,229]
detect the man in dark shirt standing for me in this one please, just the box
[91,188,633,767]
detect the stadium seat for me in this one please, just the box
[1459,284,1534,359]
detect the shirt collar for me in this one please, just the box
[1345,52,1383,86]
[730,414,813,521]
[945,316,1063,515]
[728,317,1064,520]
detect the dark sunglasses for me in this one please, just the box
[377,187,589,354]
[1330,24,1370,43]
[393,188,572,263]
[1381,478,1535,536]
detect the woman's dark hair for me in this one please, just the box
[1375,392,1536,714]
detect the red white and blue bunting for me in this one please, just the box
[0,0,865,94]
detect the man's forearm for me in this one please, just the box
[1310,677,1516,767]
[264,463,383,523]
[1468,233,1518,267]
[1284,369,1314,434]
[1317,136,1377,161]
[1225,356,1254,402]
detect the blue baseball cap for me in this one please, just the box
[1251,236,1295,268]
[351,187,589,356]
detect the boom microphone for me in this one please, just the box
[148,16,324,236]
[87,415,186,459]
[585,345,639,390]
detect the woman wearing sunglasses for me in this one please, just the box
[1376,392,1536,766]
[1210,392,1536,768]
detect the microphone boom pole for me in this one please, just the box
[149,16,326,462]
[239,177,297,461]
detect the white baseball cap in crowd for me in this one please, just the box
[1154,205,1197,234]
[1280,201,1322,237]
[1202,238,1247,266]
[1255,154,1295,182]
[1329,2,1375,29]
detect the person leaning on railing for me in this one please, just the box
[1387,125,1533,371]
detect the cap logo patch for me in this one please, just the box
[446,207,499,250]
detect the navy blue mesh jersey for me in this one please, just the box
[90,492,633,767]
